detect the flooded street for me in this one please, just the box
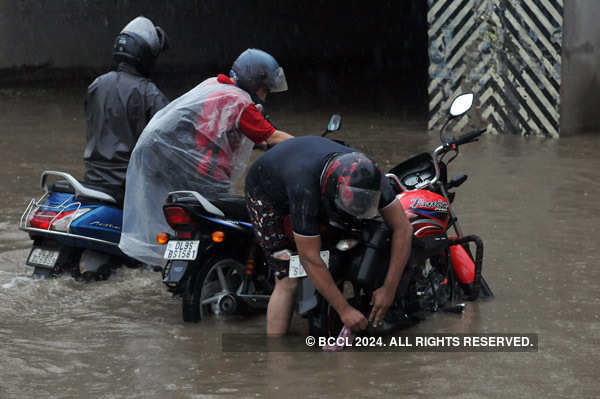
[1,87,599,398]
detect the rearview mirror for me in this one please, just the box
[327,114,342,132]
[449,93,474,118]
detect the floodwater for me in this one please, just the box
[0,86,599,398]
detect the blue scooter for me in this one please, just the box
[19,171,137,279]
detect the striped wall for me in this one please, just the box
[427,0,564,137]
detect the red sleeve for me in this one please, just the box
[238,104,276,144]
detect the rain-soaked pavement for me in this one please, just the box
[0,86,599,398]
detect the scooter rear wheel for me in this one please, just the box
[32,267,52,279]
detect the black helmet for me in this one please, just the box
[229,49,288,97]
[321,152,382,219]
[113,16,169,76]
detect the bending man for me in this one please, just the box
[245,136,412,335]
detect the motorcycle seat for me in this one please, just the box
[167,191,251,223]
[209,196,250,223]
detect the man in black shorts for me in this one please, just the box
[245,136,412,335]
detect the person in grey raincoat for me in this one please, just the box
[118,49,294,266]
[83,16,169,203]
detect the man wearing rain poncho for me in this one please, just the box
[119,49,293,267]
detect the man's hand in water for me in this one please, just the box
[369,285,395,327]
[340,305,368,332]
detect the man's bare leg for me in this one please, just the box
[266,276,298,335]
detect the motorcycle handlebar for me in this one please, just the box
[446,128,486,147]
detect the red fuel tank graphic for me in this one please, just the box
[397,190,449,238]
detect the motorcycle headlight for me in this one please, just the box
[335,239,359,252]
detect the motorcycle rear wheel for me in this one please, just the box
[182,255,247,322]
[182,267,200,322]
[307,298,344,338]
[307,281,351,338]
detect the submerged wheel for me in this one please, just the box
[32,267,52,279]
[308,299,345,338]
[307,281,350,338]
[197,258,245,319]
[96,265,111,281]
[181,256,248,322]
[182,268,200,322]
[80,264,111,282]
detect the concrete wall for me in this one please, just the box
[560,0,600,136]
[0,0,429,115]
[428,0,563,137]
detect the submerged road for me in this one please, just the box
[0,87,598,398]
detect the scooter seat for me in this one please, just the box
[80,182,124,207]
[49,180,75,194]
[48,179,122,206]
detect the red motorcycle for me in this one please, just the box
[286,93,494,336]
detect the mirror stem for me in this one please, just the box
[440,118,452,145]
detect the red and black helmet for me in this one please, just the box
[320,152,382,219]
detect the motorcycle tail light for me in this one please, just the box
[51,208,91,232]
[29,208,89,231]
[163,206,195,229]
[336,239,359,252]
[29,210,60,230]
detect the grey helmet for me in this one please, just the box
[229,49,288,98]
[113,16,169,76]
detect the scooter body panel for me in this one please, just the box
[70,205,122,243]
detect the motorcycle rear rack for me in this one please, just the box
[19,192,83,231]
[19,193,120,247]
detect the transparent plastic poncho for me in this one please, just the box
[118,77,255,266]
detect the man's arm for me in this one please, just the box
[266,130,293,146]
[294,234,368,331]
[239,104,293,147]
[369,199,412,326]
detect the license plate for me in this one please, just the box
[163,240,200,260]
[27,247,60,268]
[288,250,329,278]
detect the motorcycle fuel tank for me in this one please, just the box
[397,190,449,238]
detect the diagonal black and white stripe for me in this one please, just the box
[427,0,563,137]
